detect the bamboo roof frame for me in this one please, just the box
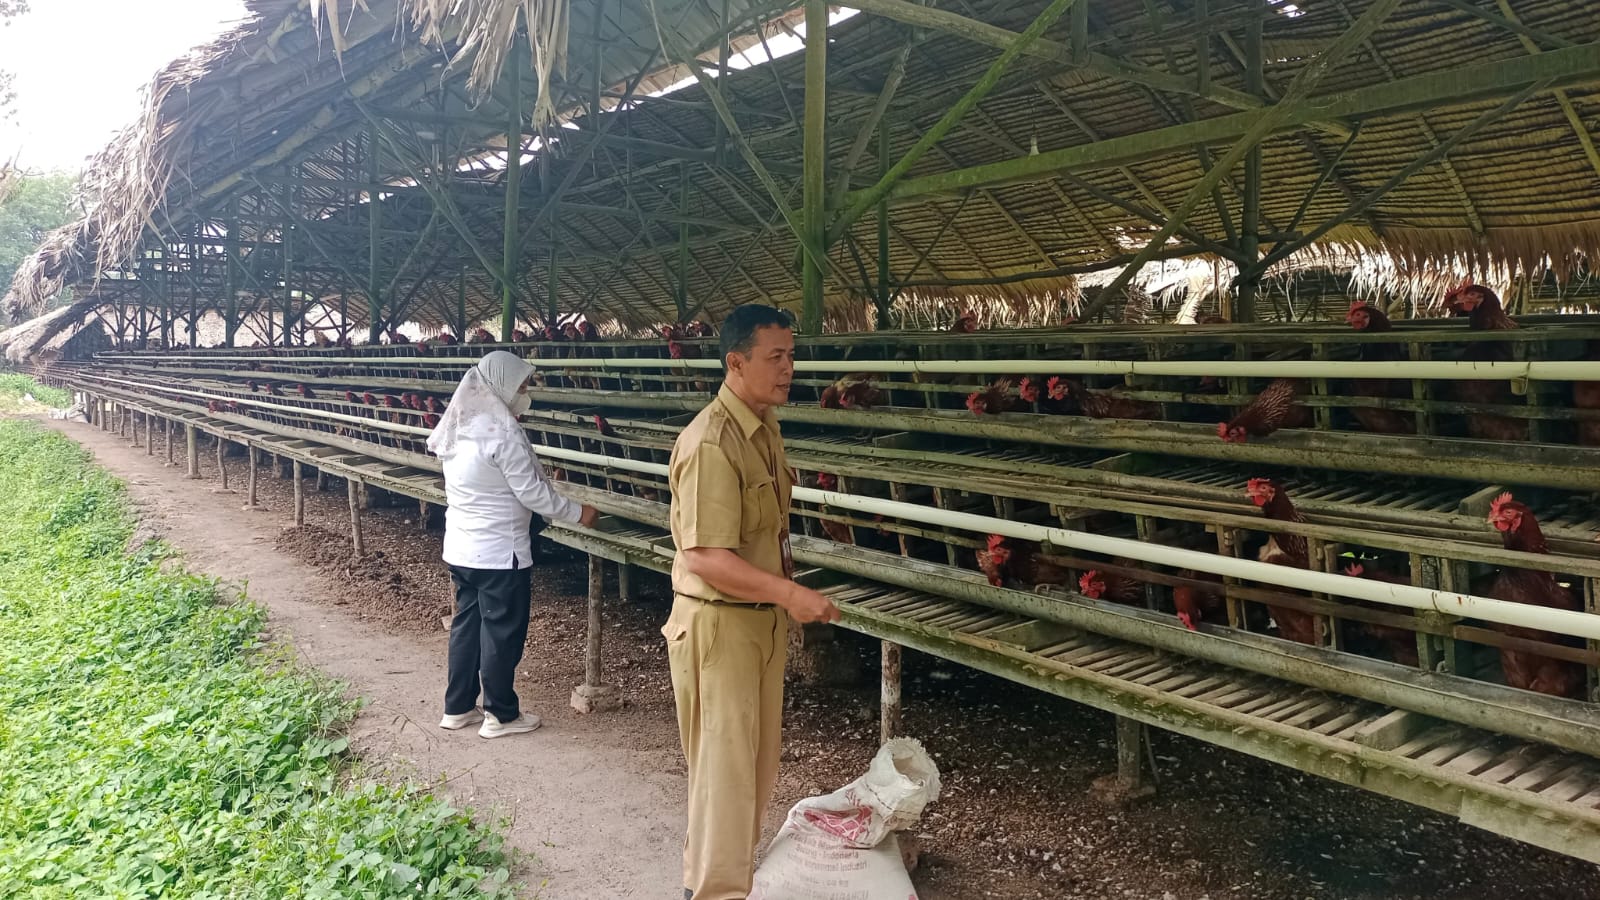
[5,0,1600,349]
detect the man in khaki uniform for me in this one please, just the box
[664,304,841,900]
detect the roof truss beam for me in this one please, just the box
[861,38,1600,205]
[847,0,1269,114]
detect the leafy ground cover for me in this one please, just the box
[0,372,71,412]
[0,420,518,898]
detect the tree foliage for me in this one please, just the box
[0,172,76,303]
[0,1,26,120]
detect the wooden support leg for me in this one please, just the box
[881,640,902,744]
[347,479,365,556]
[315,468,327,492]
[244,446,259,509]
[185,426,199,479]
[119,405,128,438]
[213,439,234,493]
[418,499,429,532]
[1091,716,1158,806]
[617,562,636,602]
[572,554,622,713]
[143,416,153,455]
[292,460,305,527]
[164,419,175,466]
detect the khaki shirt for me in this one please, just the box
[669,384,794,603]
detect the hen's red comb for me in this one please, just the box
[1489,491,1516,519]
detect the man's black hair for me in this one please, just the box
[719,304,795,363]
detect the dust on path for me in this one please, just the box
[43,417,687,900]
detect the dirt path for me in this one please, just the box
[45,418,688,900]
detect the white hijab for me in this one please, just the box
[426,350,537,458]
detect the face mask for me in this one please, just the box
[509,393,532,417]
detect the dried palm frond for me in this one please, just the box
[403,0,570,127]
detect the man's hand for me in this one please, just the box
[783,583,842,624]
[578,504,600,528]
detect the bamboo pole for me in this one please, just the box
[282,173,296,348]
[367,124,383,344]
[500,38,524,341]
[800,0,828,334]
[676,164,691,322]
[185,425,199,478]
[547,208,561,326]
[876,124,891,329]
[1236,16,1264,323]
[293,459,305,526]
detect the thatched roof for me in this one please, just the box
[7,0,1600,335]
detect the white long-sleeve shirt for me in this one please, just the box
[440,433,583,569]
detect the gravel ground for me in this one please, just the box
[221,444,1600,900]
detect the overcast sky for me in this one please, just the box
[0,0,248,173]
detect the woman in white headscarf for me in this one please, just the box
[427,350,597,738]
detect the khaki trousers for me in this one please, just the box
[664,595,787,900]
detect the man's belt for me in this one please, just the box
[680,594,777,611]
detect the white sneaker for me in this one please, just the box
[479,712,542,738]
[438,709,484,730]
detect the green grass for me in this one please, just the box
[0,373,72,412]
[0,420,518,899]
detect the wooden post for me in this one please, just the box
[293,460,305,526]
[119,404,128,438]
[1117,718,1150,789]
[1091,716,1157,805]
[881,640,902,743]
[571,554,622,713]
[800,0,828,335]
[183,425,198,478]
[245,445,259,509]
[418,499,429,532]
[143,415,153,454]
[165,419,175,466]
[617,562,636,602]
[347,478,365,556]
[315,467,327,492]
[214,439,233,493]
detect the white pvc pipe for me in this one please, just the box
[79,374,1600,641]
[530,447,1600,642]
[89,353,1600,381]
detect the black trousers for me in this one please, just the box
[444,564,533,722]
